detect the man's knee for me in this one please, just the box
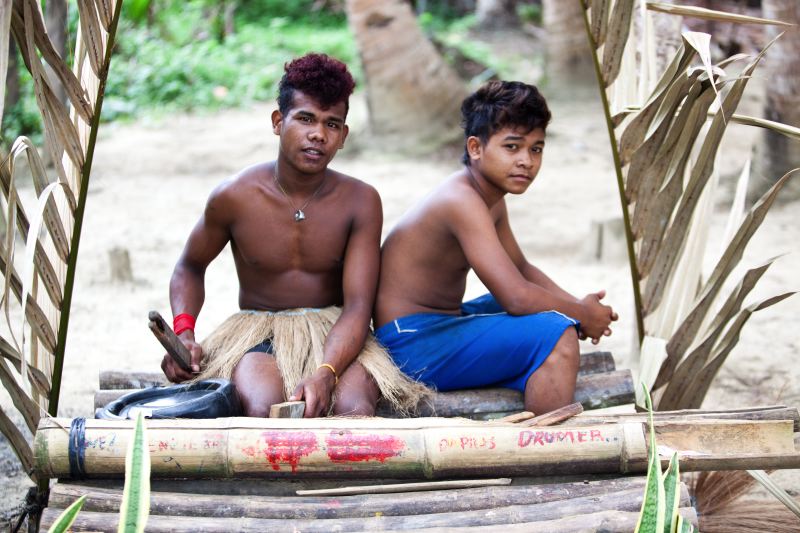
[544,327,580,370]
[232,352,284,418]
[333,389,377,417]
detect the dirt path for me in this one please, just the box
[2,87,798,515]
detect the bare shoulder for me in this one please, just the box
[205,162,270,221]
[330,170,382,214]
[429,171,494,222]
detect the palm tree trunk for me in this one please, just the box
[751,0,800,201]
[345,0,467,148]
[542,0,594,86]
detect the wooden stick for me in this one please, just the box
[497,411,536,423]
[295,478,512,496]
[269,401,305,419]
[522,402,584,427]
[49,477,651,519]
[147,311,192,373]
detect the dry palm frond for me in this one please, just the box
[580,1,798,410]
[0,0,123,483]
[647,2,794,26]
[690,471,800,532]
[0,0,12,121]
[690,470,758,515]
[699,500,800,533]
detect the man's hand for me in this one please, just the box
[289,367,337,418]
[578,290,618,344]
[161,331,203,383]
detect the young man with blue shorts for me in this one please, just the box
[374,81,618,414]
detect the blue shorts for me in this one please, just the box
[375,294,579,392]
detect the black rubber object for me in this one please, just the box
[95,379,241,420]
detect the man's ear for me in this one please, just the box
[271,109,283,135]
[339,124,350,149]
[466,136,482,161]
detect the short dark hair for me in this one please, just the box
[277,53,356,115]
[460,81,551,165]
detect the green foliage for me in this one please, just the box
[47,495,87,533]
[104,13,357,120]
[118,412,151,533]
[636,384,666,533]
[235,0,346,27]
[635,385,695,533]
[517,3,542,25]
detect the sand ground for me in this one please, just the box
[1,81,798,516]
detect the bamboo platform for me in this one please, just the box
[33,351,799,531]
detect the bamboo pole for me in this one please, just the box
[40,486,688,531]
[567,405,800,431]
[94,369,636,415]
[34,417,798,480]
[49,477,656,518]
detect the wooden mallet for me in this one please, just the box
[148,310,194,374]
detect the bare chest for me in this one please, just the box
[230,203,351,274]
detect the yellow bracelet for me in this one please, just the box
[318,363,339,384]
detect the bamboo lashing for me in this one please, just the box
[34,416,799,480]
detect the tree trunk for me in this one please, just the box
[44,0,68,106]
[345,0,467,149]
[542,0,594,87]
[751,0,800,202]
[475,0,519,30]
[3,36,20,122]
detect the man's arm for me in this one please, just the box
[496,205,578,301]
[290,184,382,417]
[445,190,614,341]
[496,204,617,341]
[162,183,234,382]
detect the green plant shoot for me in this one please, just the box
[118,412,151,533]
[46,494,87,533]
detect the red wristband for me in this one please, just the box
[173,313,196,335]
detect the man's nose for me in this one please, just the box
[308,123,327,143]
[517,153,533,168]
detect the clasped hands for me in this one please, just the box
[578,290,618,345]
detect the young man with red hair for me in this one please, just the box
[162,53,426,418]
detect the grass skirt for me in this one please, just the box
[195,307,430,414]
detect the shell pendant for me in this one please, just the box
[294,209,306,222]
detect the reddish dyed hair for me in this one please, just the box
[277,53,356,115]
